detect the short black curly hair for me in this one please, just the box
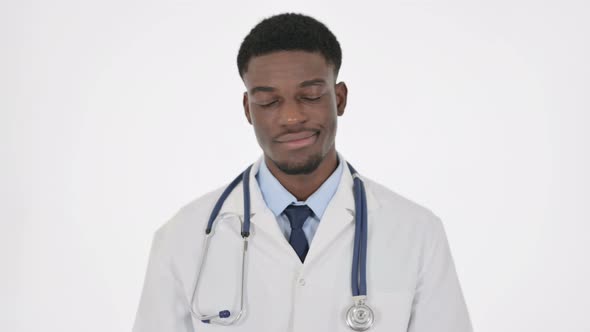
[237,13,342,79]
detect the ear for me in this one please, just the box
[335,82,348,116]
[243,92,252,125]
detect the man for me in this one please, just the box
[133,13,472,332]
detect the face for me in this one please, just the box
[242,51,348,175]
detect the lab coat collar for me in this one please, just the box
[217,153,381,266]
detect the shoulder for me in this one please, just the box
[361,175,444,234]
[152,184,228,249]
[361,176,452,282]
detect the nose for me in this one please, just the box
[277,98,308,127]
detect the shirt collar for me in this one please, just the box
[255,156,344,219]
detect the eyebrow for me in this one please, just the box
[299,78,326,87]
[249,86,276,95]
[249,78,327,95]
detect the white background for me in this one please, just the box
[2,0,589,331]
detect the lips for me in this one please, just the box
[275,130,319,149]
[276,131,318,143]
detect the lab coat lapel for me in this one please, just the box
[218,157,301,263]
[304,157,382,266]
[303,160,356,265]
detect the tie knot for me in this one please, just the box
[284,205,313,230]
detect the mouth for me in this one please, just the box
[275,131,319,149]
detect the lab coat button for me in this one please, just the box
[298,278,306,286]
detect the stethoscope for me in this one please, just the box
[190,162,374,331]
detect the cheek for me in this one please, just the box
[251,116,273,142]
[321,108,339,130]
[317,112,338,144]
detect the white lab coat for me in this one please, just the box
[133,156,473,332]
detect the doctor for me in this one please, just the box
[133,12,473,332]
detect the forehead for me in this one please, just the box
[242,50,334,87]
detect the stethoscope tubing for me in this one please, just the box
[349,164,367,297]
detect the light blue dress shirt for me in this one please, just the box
[255,157,344,244]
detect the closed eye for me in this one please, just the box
[258,100,278,108]
[301,96,322,102]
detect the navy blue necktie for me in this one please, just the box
[284,205,313,262]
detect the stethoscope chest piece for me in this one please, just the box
[346,296,374,331]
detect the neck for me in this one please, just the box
[265,149,338,201]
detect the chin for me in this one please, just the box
[272,152,324,175]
